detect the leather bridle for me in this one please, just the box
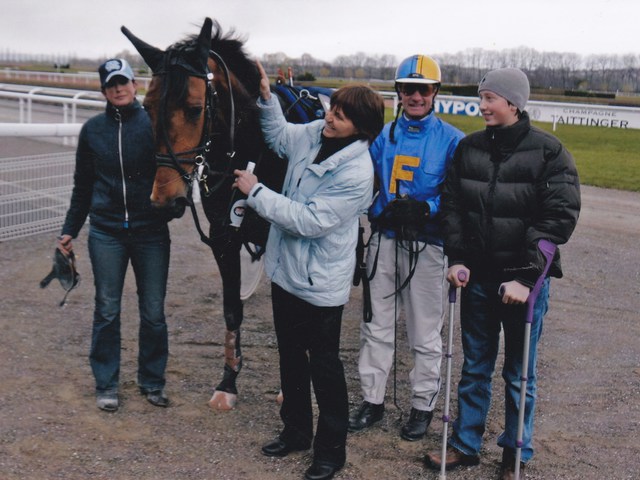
[151,47,239,246]
[153,48,237,197]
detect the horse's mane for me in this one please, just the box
[209,21,261,98]
[164,20,260,103]
[162,21,260,133]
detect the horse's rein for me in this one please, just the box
[208,50,236,160]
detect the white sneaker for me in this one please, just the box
[96,392,118,412]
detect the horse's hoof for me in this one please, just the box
[276,389,284,405]
[208,390,237,410]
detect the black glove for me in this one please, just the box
[378,197,430,230]
[40,249,79,291]
[40,249,80,307]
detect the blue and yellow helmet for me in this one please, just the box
[395,55,441,84]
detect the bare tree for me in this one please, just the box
[620,54,639,92]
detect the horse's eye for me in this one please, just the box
[186,106,203,121]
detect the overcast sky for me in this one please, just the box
[2,0,638,62]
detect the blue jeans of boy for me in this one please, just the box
[88,226,170,395]
[449,278,550,463]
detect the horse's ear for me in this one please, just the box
[196,17,213,71]
[121,25,165,73]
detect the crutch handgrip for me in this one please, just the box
[525,239,556,323]
[448,270,467,303]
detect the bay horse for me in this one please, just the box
[121,18,329,410]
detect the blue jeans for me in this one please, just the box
[88,226,170,394]
[449,278,550,463]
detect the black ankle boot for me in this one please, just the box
[348,401,384,432]
[400,407,433,441]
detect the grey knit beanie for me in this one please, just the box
[478,68,530,111]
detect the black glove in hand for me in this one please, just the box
[381,197,429,228]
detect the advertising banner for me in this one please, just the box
[434,95,640,130]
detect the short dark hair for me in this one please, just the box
[330,85,385,144]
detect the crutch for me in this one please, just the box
[440,270,467,480]
[513,239,557,480]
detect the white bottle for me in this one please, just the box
[229,161,256,228]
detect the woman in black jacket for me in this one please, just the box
[57,59,171,412]
[426,68,580,479]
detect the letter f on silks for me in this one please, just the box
[514,239,557,480]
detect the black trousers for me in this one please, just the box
[271,283,348,467]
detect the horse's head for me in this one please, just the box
[121,18,219,217]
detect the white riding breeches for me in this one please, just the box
[358,233,447,411]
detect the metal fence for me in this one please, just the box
[0,152,74,241]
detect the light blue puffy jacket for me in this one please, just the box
[247,95,374,307]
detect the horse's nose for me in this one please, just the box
[163,198,187,219]
[150,197,187,219]
[171,197,189,218]
[169,205,186,219]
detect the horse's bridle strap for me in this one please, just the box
[153,48,236,193]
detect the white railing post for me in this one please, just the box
[26,87,43,123]
[62,103,70,145]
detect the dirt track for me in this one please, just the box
[1,174,639,479]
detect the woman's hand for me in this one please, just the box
[233,169,258,195]
[256,60,271,101]
[57,234,73,256]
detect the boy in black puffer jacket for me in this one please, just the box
[426,68,580,480]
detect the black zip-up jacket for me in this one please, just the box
[441,112,581,287]
[62,99,168,237]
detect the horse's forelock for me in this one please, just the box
[165,67,191,105]
[165,21,259,97]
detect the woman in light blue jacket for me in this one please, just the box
[233,61,384,480]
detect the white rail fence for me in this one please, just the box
[4,83,640,131]
[0,69,152,90]
[0,85,106,122]
[0,152,75,241]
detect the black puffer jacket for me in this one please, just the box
[62,100,168,237]
[441,112,581,287]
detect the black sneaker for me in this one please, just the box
[348,401,384,432]
[500,449,526,480]
[144,389,169,407]
[400,407,433,441]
